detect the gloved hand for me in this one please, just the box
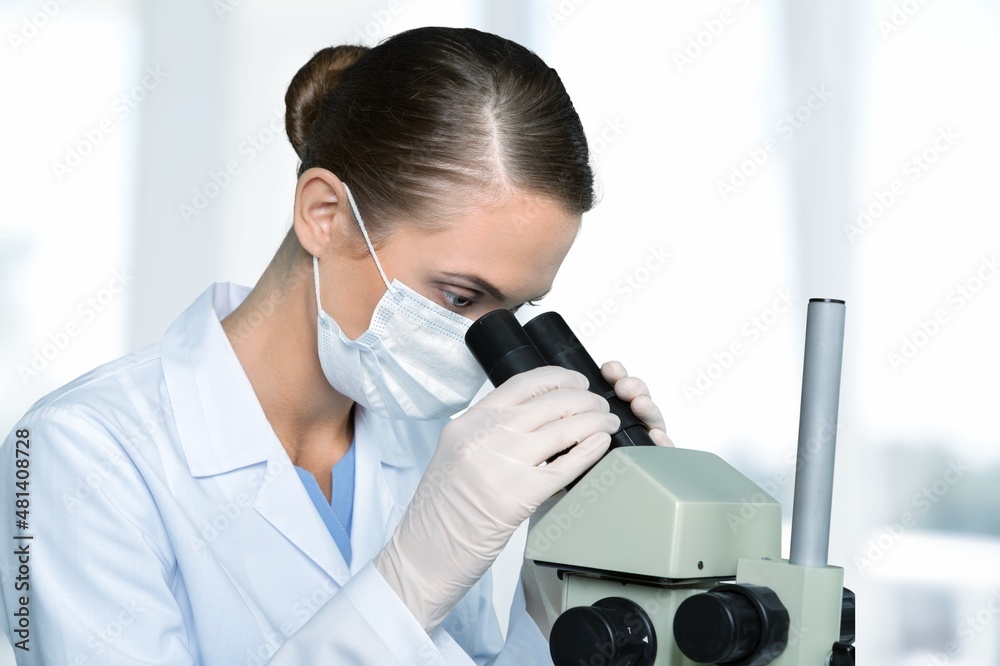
[522,360,674,639]
[599,360,674,447]
[372,365,621,633]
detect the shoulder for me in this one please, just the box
[2,345,180,553]
[1,347,178,562]
[5,341,173,473]
[16,281,239,450]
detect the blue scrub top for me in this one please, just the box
[292,437,356,566]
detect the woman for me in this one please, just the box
[0,27,671,664]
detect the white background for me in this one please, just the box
[2,0,999,663]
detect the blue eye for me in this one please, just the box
[443,291,473,308]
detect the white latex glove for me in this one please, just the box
[599,360,674,447]
[523,360,674,639]
[373,365,621,633]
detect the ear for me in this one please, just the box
[293,168,354,259]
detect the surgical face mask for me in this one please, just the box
[313,184,487,420]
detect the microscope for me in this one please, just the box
[465,299,856,666]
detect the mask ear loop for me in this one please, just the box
[313,255,324,315]
[343,183,394,294]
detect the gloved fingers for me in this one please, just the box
[600,359,629,384]
[537,431,611,488]
[628,392,666,432]
[649,428,675,447]
[477,366,589,409]
[600,360,672,444]
[609,374,651,405]
[518,412,620,465]
[502,387,610,433]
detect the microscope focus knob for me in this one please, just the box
[673,583,789,666]
[550,597,657,666]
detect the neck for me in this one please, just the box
[221,234,355,469]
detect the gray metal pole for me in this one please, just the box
[789,298,846,568]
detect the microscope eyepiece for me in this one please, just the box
[464,309,656,450]
[464,309,548,387]
[523,312,655,449]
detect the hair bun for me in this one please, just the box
[285,45,369,161]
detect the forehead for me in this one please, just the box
[383,189,581,299]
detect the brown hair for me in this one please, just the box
[284,27,594,242]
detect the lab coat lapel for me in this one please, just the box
[349,405,449,572]
[252,456,351,584]
[162,282,350,585]
[349,408,396,572]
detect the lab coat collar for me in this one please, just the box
[161,282,279,476]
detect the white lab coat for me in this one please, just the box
[0,282,552,665]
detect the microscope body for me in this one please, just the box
[464,303,854,665]
[527,446,847,665]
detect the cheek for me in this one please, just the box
[325,286,385,340]
[329,305,374,341]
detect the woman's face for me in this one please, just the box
[329,186,581,340]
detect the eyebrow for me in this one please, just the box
[439,271,551,303]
